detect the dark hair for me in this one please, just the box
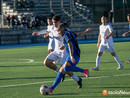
[57,22,68,29]
[127,14,130,17]
[52,15,61,21]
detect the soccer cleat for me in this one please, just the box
[49,87,53,93]
[77,78,82,88]
[117,65,123,70]
[61,74,65,82]
[83,69,89,78]
[91,67,99,71]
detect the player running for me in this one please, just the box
[32,18,54,53]
[49,22,91,94]
[44,15,85,88]
[92,16,123,71]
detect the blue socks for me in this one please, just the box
[51,72,63,90]
[64,66,84,73]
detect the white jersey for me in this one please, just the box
[47,25,53,38]
[47,25,55,50]
[99,24,113,45]
[51,26,64,51]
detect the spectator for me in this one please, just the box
[6,14,11,28]
[30,14,35,29]
[21,15,27,29]
[11,14,16,29]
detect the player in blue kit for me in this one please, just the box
[49,22,91,93]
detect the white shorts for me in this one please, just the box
[48,38,55,50]
[98,44,115,53]
[46,50,68,65]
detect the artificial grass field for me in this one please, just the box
[0,42,130,98]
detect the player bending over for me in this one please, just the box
[92,16,123,71]
[49,22,90,94]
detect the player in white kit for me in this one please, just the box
[44,15,82,88]
[92,16,123,71]
[32,18,54,53]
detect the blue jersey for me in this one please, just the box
[63,30,80,57]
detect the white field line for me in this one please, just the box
[0,73,130,88]
[0,59,34,64]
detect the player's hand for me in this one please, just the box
[97,43,100,48]
[32,32,39,36]
[85,28,92,33]
[71,56,75,63]
[60,45,65,50]
[44,35,47,38]
[122,33,126,37]
[105,36,109,40]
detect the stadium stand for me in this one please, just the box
[0,0,129,45]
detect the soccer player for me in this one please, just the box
[122,14,130,37]
[49,22,90,94]
[44,15,82,88]
[32,18,54,53]
[92,16,123,71]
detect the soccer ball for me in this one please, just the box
[40,85,50,95]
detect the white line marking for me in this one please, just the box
[0,74,130,88]
[0,59,34,64]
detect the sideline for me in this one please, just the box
[0,38,130,49]
[0,73,130,88]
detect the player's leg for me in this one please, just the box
[111,52,123,70]
[107,44,123,70]
[50,62,88,93]
[44,52,60,72]
[60,52,82,88]
[92,45,105,71]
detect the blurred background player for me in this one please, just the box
[49,22,90,94]
[92,16,123,71]
[44,18,54,53]
[32,18,54,53]
[122,14,130,63]
[122,14,130,37]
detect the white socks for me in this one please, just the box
[96,56,101,68]
[114,55,122,66]
[71,74,79,82]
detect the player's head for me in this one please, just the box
[52,15,61,27]
[47,18,52,25]
[127,14,130,22]
[56,22,66,36]
[101,16,107,25]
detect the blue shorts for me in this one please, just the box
[66,55,80,66]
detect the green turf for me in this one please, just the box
[0,42,130,98]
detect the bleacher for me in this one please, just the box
[0,0,129,45]
[2,0,93,24]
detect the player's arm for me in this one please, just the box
[44,33,49,38]
[77,28,92,37]
[105,31,114,40]
[68,40,75,63]
[97,34,101,48]
[32,32,39,36]
[122,30,130,37]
